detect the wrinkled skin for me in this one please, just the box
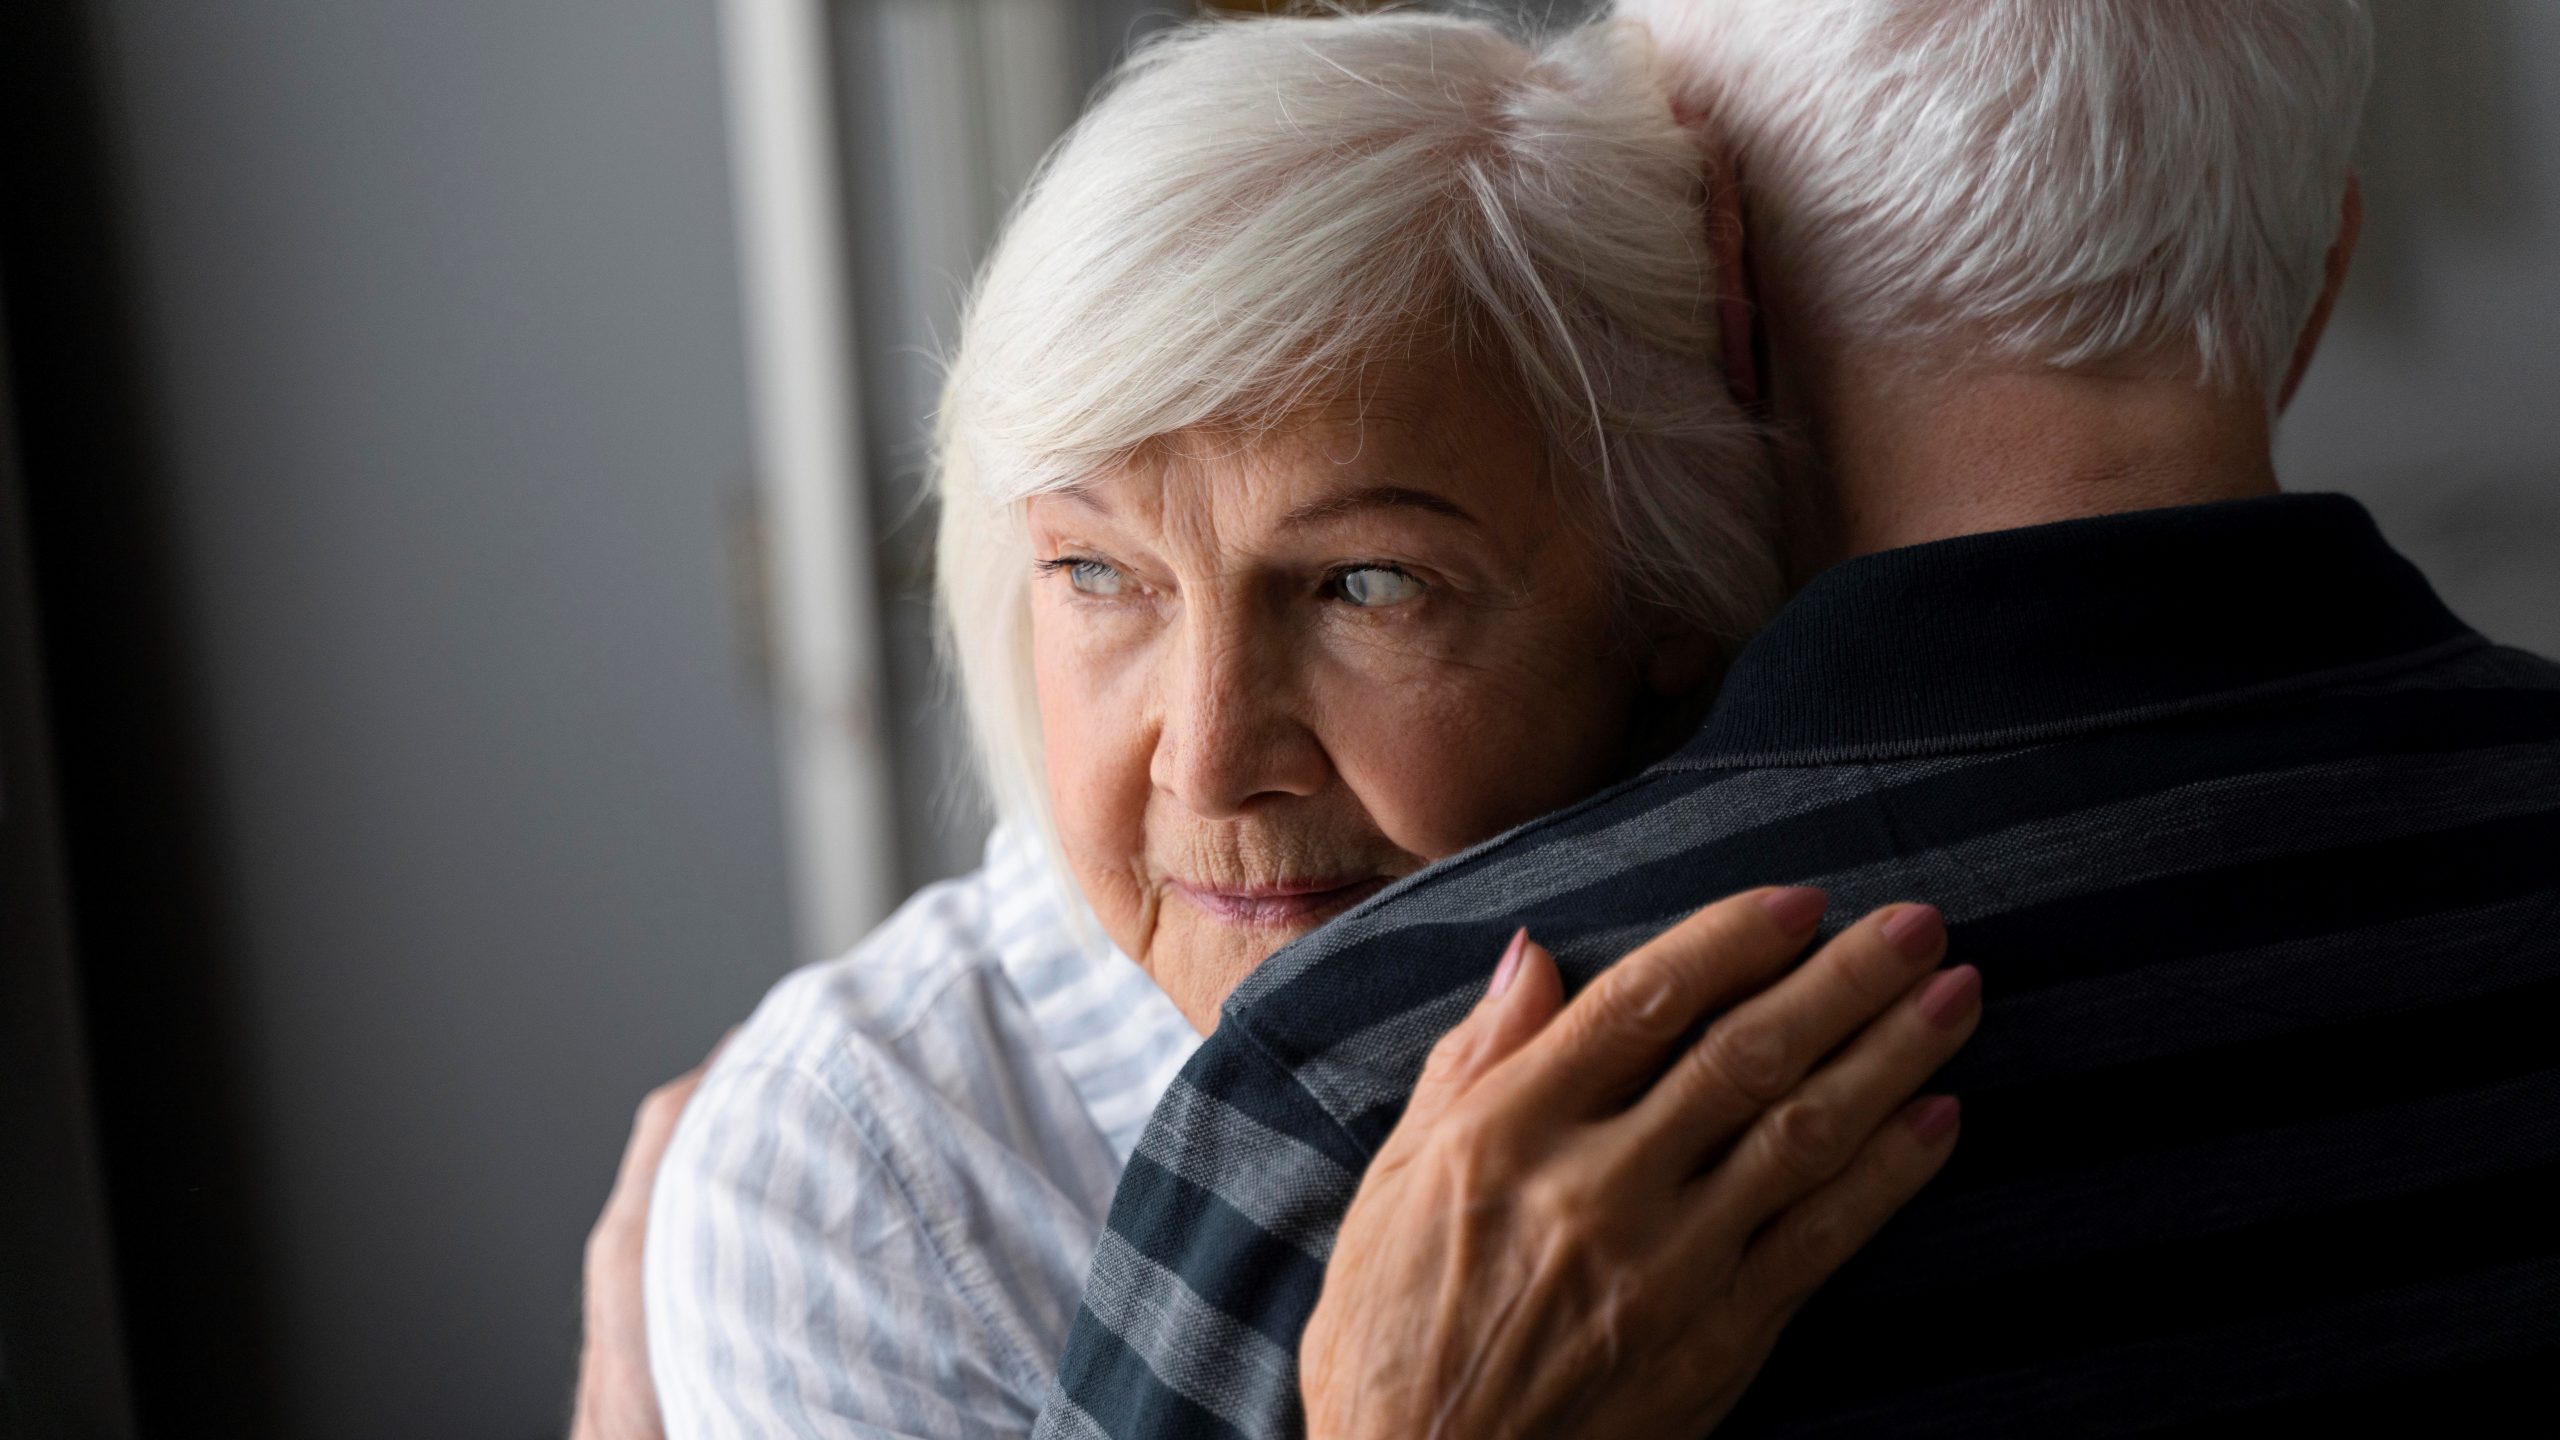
[570,896,1975,1439]
[1300,891,1979,1440]
[1026,348,1716,1032]
[572,345,1981,1437]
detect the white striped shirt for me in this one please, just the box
[645,825,1203,1439]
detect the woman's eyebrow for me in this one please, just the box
[1281,485,1481,530]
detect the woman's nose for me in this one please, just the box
[1150,619,1327,818]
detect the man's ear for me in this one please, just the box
[1701,143,1765,414]
[2277,173,2363,412]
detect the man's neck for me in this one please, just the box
[1789,352,2281,577]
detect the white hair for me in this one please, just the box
[1619,0,2374,395]
[933,11,1779,839]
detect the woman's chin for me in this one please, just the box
[1140,879,1393,1026]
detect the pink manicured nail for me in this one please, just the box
[1907,1095,1961,1144]
[1489,927,1529,998]
[1917,965,1981,1028]
[1761,886,1828,934]
[1880,903,1944,961]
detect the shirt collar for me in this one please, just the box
[981,823,1202,1163]
[1682,493,2482,767]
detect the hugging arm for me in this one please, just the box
[1300,891,1978,1439]
[574,1051,718,1440]
[641,1060,1040,1440]
[587,895,1974,1440]
[1043,890,1977,1439]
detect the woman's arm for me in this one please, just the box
[586,894,1971,1440]
[641,1053,1050,1440]
[572,1046,718,1440]
[1300,891,1978,1439]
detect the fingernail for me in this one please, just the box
[1917,964,1981,1028]
[1489,927,1528,998]
[1760,886,1828,934]
[1880,904,1945,961]
[1907,1095,1961,1144]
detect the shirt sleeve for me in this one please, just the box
[646,1055,1042,1440]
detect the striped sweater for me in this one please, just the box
[1036,493,2560,1438]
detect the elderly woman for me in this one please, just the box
[619,12,1976,1439]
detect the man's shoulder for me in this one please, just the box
[2347,638,2560,697]
[1218,632,2560,1125]
[2269,636,2560,789]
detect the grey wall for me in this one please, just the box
[0,330,135,1439]
[2275,0,2558,655]
[62,1,794,1435]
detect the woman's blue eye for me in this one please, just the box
[1332,565,1424,608]
[1063,560,1125,597]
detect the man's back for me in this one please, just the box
[1719,653,2560,1433]
[1040,494,2560,1437]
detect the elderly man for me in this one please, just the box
[1041,1,2560,1436]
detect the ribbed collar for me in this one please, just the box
[1682,493,2482,768]
[982,823,1202,1164]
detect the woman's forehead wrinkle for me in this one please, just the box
[1065,355,1521,556]
[1279,485,1481,531]
[1277,366,1507,516]
[1158,422,1407,541]
[1045,480,1112,515]
[1036,449,1174,529]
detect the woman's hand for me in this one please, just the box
[1298,889,1979,1440]
[570,1036,727,1440]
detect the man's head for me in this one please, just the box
[1626,0,2375,563]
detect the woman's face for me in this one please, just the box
[1028,353,1687,1032]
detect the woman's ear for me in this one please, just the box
[1702,143,1765,415]
[1641,611,1724,699]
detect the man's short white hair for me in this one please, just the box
[934,12,1778,835]
[1621,0,2373,395]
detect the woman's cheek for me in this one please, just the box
[1309,659,1528,855]
[1317,626,1632,857]
[1033,591,1158,717]
[1032,605,1152,825]
[1033,611,1165,959]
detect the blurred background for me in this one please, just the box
[1,1,2552,1436]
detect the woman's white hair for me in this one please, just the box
[1620,0,2374,395]
[933,11,1777,839]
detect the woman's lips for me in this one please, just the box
[1168,875,1393,929]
